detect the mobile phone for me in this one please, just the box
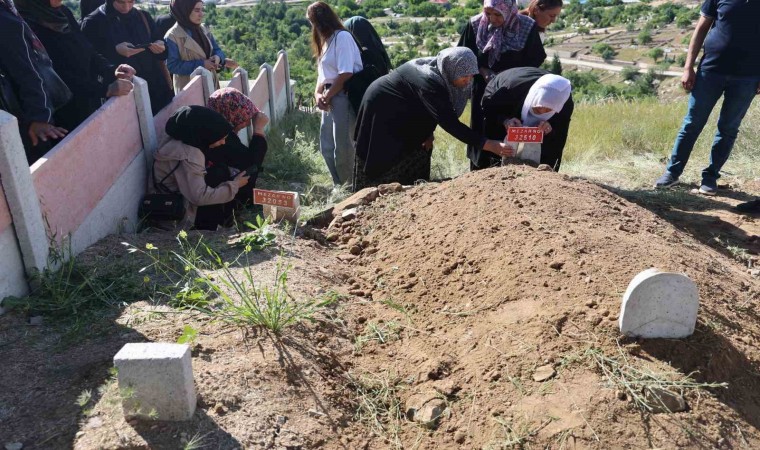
[128,43,151,49]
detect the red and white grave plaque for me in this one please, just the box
[253,189,297,209]
[507,127,544,143]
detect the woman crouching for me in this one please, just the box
[152,105,249,230]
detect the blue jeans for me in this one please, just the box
[666,71,758,182]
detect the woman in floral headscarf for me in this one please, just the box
[458,0,546,170]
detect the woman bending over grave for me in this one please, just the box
[353,47,513,191]
[151,106,249,230]
[481,67,573,171]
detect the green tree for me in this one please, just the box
[648,47,664,62]
[637,30,652,44]
[592,43,616,60]
[620,66,639,81]
[548,54,563,75]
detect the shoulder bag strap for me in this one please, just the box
[153,161,182,194]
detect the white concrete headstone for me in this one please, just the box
[114,343,197,421]
[619,268,699,339]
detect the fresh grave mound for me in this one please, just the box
[329,165,760,449]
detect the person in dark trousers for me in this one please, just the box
[653,0,760,195]
[0,0,67,162]
[344,16,391,76]
[152,106,250,230]
[81,0,173,113]
[353,47,513,191]
[16,0,135,132]
[458,0,545,170]
[205,87,269,216]
[481,67,573,171]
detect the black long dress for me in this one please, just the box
[353,62,486,190]
[26,6,116,132]
[81,4,173,113]
[481,67,574,171]
[458,18,546,169]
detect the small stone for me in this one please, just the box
[337,254,357,262]
[433,379,461,397]
[349,245,362,255]
[749,269,760,278]
[85,417,103,429]
[5,443,23,450]
[532,365,556,382]
[341,208,358,221]
[276,415,287,425]
[549,261,565,270]
[520,220,531,227]
[414,399,447,429]
[27,316,43,326]
[740,336,751,344]
[333,188,378,217]
[326,233,339,242]
[308,408,326,418]
[584,299,597,308]
[645,388,687,413]
[537,164,553,172]
[454,431,467,444]
[378,183,403,195]
[214,403,228,415]
[584,277,592,284]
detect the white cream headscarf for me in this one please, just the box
[521,74,572,126]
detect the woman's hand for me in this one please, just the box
[483,140,515,158]
[148,41,165,54]
[253,112,269,134]
[536,121,553,135]
[28,121,67,146]
[315,93,329,111]
[479,67,496,83]
[115,64,136,80]
[224,58,238,69]
[234,171,250,188]
[203,58,219,71]
[421,135,434,151]
[106,79,133,97]
[116,42,145,58]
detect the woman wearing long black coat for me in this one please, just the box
[16,0,135,132]
[481,67,573,170]
[81,0,173,113]
[353,47,513,190]
[458,0,546,170]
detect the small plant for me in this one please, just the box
[75,389,92,408]
[355,321,401,353]
[177,325,199,345]
[184,433,208,450]
[488,417,554,449]
[238,216,277,251]
[351,372,405,447]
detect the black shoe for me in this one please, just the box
[736,198,760,213]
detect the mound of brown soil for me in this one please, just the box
[332,165,760,448]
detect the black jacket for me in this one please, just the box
[0,1,55,124]
[26,6,115,131]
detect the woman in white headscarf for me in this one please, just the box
[353,47,514,191]
[480,67,573,170]
[458,0,546,170]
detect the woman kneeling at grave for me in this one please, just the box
[152,105,249,230]
[479,67,573,171]
[353,47,514,191]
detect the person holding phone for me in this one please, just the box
[152,106,250,230]
[165,0,236,93]
[81,0,173,113]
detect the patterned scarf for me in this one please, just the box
[410,47,478,117]
[471,0,531,68]
[208,87,260,128]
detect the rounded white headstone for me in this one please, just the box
[619,268,699,339]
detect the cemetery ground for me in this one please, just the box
[3,101,760,449]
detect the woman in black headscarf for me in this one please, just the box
[81,0,173,113]
[16,0,135,132]
[353,47,513,191]
[152,106,250,230]
[343,16,391,76]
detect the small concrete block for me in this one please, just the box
[619,268,699,339]
[114,343,196,421]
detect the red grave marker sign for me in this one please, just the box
[507,127,544,143]
[253,189,297,209]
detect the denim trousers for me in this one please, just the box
[320,92,356,187]
[666,70,758,182]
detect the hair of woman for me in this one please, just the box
[306,1,345,58]
[523,0,563,16]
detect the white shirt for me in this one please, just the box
[317,30,363,85]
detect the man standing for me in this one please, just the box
[654,0,760,195]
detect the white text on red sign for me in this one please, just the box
[253,189,297,209]
[507,127,544,143]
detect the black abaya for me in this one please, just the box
[481,67,574,171]
[353,62,485,190]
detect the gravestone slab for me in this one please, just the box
[619,268,698,339]
[114,343,196,421]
